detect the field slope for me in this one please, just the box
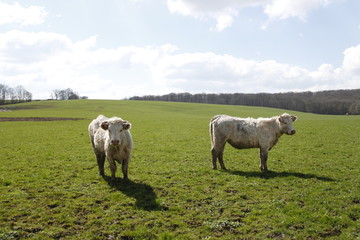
[0,100,359,239]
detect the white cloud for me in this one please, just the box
[342,44,360,75]
[264,0,332,21]
[151,53,314,93]
[148,44,360,94]
[167,0,251,31]
[166,0,338,31]
[212,12,236,31]
[0,30,177,99]
[0,1,47,26]
[1,30,359,99]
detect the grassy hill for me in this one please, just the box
[1,100,359,239]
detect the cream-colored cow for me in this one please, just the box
[210,113,297,171]
[89,115,133,180]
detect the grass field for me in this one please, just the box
[0,100,359,239]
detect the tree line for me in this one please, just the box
[0,84,32,104]
[0,84,88,105]
[129,89,360,115]
[50,88,87,100]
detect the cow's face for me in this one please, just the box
[100,120,131,145]
[278,113,297,135]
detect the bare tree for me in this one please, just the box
[0,84,8,104]
[14,85,32,102]
[51,88,80,100]
[51,89,60,100]
[7,87,16,101]
[0,84,32,104]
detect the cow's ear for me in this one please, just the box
[291,116,297,122]
[123,121,131,130]
[100,121,109,130]
[278,116,285,123]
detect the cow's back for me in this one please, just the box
[212,115,261,148]
[212,115,258,133]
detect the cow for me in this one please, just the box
[210,113,297,171]
[88,115,133,180]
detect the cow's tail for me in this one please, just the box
[209,115,221,148]
[209,120,214,148]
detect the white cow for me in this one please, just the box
[88,115,133,180]
[210,113,297,171]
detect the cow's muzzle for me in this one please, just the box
[111,140,120,145]
[288,130,296,135]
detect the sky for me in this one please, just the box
[0,0,360,99]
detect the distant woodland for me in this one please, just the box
[129,89,360,115]
[0,84,32,104]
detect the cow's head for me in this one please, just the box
[100,118,131,145]
[278,113,297,135]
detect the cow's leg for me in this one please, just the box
[211,133,227,170]
[259,148,268,172]
[211,143,227,170]
[108,159,117,180]
[211,147,218,169]
[218,149,227,170]
[122,158,129,180]
[96,152,106,176]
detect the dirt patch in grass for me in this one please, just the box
[0,117,85,122]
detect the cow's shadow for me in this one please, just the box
[228,170,335,181]
[102,176,167,211]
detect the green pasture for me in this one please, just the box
[0,100,359,239]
